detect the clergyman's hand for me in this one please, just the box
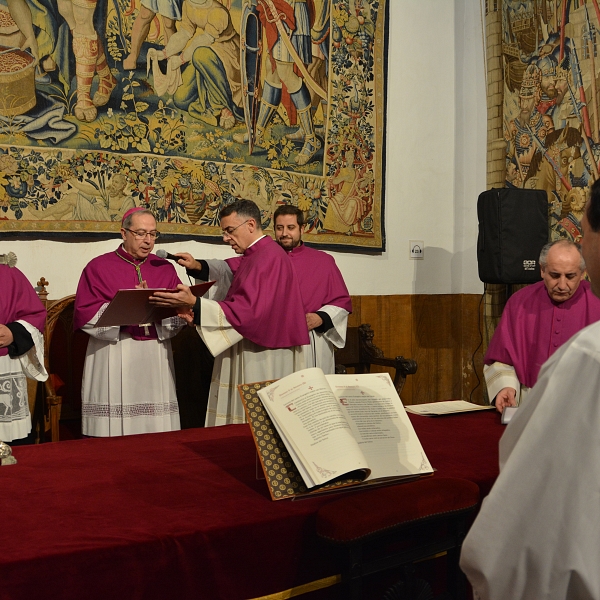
[135,280,148,289]
[173,252,201,271]
[178,308,195,325]
[494,387,517,413]
[0,324,13,349]
[150,284,196,310]
[306,313,323,331]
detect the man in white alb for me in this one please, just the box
[461,179,600,599]
[150,200,309,427]
[74,208,183,436]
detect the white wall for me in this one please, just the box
[4,0,487,298]
[453,0,488,293]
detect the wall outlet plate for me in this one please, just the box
[409,240,424,259]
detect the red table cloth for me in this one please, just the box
[0,411,503,600]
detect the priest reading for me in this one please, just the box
[214,205,352,374]
[74,208,183,436]
[484,239,600,412]
[150,200,309,426]
[0,254,48,443]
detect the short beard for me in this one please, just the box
[277,238,297,249]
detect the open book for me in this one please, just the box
[239,368,433,500]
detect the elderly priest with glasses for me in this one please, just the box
[74,208,184,437]
[150,199,309,426]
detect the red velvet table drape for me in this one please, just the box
[0,411,502,600]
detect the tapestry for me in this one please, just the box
[481,1,600,392]
[496,0,597,243]
[0,0,386,251]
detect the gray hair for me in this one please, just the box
[122,209,155,230]
[219,199,262,230]
[539,239,585,271]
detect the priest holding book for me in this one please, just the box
[150,200,309,427]
[74,208,184,437]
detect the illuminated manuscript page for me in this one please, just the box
[258,368,369,487]
[327,373,433,480]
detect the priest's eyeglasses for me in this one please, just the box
[222,220,250,238]
[124,229,160,240]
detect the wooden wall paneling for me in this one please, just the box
[348,296,361,328]
[359,295,413,358]
[392,295,414,404]
[459,294,485,405]
[374,295,413,404]
[348,295,414,404]
[411,294,463,404]
[344,294,485,407]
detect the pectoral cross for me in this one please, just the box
[116,253,150,336]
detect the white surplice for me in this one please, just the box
[461,320,600,600]
[197,298,305,426]
[302,305,348,374]
[198,259,342,423]
[0,322,48,442]
[81,305,182,436]
[483,361,530,406]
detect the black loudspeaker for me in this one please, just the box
[477,188,549,284]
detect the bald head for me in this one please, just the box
[540,240,585,303]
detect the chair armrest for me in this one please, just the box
[357,324,418,395]
[43,380,62,443]
[368,356,418,395]
[335,324,418,396]
[368,355,418,375]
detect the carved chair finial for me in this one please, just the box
[37,277,49,302]
[358,323,384,359]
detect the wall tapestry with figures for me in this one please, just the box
[0,0,386,250]
[481,0,600,373]
[496,0,600,242]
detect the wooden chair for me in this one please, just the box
[335,324,417,395]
